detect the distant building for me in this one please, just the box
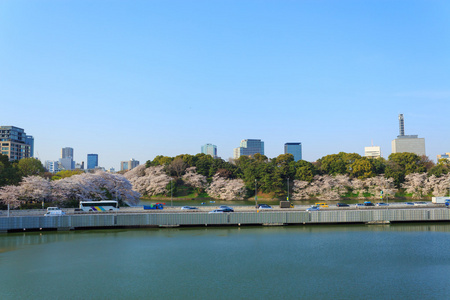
[201,144,217,158]
[437,153,450,162]
[61,147,74,159]
[284,143,302,161]
[45,160,60,173]
[59,157,74,170]
[87,154,99,169]
[60,147,75,170]
[233,139,264,159]
[0,126,33,161]
[391,114,426,156]
[121,158,140,171]
[365,146,381,158]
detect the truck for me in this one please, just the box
[143,203,164,210]
[431,197,450,204]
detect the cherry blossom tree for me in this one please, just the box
[125,165,171,196]
[182,167,207,190]
[0,185,22,208]
[206,174,247,200]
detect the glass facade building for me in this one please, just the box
[201,144,217,158]
[87,154,99,169]
[234,139,264,159]
[121,158,140,171]
[0,126,32,161]
[284,143,302,161]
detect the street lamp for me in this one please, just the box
[171,178,173,208]
[255,179,258,208]
[287,177,290,201]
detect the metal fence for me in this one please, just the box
[1,208,450,232]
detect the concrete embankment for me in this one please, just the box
[1,207,450,233]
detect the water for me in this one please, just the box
[1,224,450,299]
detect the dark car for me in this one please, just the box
[364,201,375,207]
[258,204,272,209]
[336,203,350,207]
[218,206,234,212]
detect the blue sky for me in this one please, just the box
[1,0,449,170]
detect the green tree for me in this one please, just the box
[15,158,46,177]
[51,169,85,181]
[317,152,362,175]
[294,160,317,182]
[0,154,21,186]
[385,152,426,186]
[350,158,375,179]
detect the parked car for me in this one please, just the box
[218,205,234,212]
[364,201,375,206]
[414,202,428,206]
[376,202,389,206]
[355,203,365,208]
[405,202,415,205]
[258,204,272,209]
[306,205,320,211]
[181,206,198,210]
[336,203,350,207]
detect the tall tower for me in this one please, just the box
[398,114,405,137]
[61,147,74,159]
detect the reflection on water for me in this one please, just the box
[1,224,450,299]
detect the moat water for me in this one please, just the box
[1,224,450,299]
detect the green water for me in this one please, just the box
[1,224,450,299]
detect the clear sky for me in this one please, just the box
[1,0,449,170]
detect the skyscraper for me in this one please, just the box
[391,114,426,156]
[233,139,264,159]
[201,144,217,158]
[284,143,302,161]
[60,147,74,170]
[0,126,33,161]
[87,154,99,169]
[61,147,74,159]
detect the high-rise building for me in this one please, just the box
[391,114,426,156]
[87,154,99,169]
[61,147,74,159]
[0,126,33,161]
[284,143,302,161]
[59,147,74,170]
[364,146,381,158]
[233,139,264,159]
[121,158,140,171]
[201,144,217,158]
[59,157,73,170]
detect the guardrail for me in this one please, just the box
[1,208,450,232]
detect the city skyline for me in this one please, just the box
[1,1,449,169]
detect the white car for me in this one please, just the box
[45,207,65,216]
[181,206,198,210]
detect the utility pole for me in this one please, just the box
[255,179,258,208]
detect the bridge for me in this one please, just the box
[1,208,450,232]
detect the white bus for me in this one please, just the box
[79,200,119,212]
